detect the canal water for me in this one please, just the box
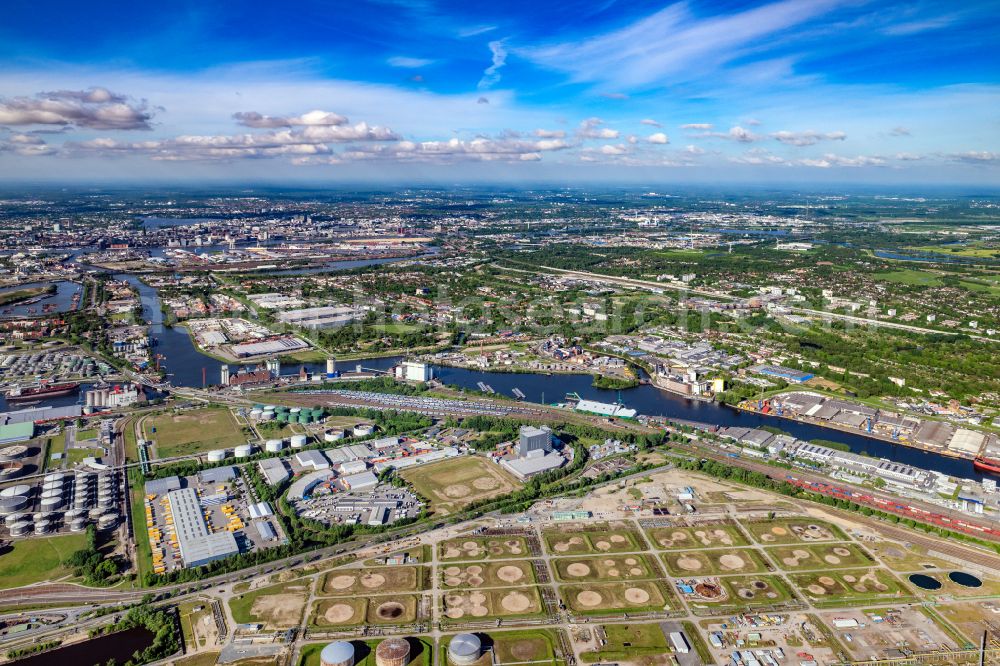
[9,626,155,666]
[0,281,82,319]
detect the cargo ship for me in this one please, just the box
[4,381,80,402]
[973,456,1000,477]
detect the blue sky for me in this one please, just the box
[0,0,997,184]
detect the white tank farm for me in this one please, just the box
[0,495,29,514]
[265,439,284,453]
[0,484,30,498]
[320,640,355,666]
[9,521,31,537]
[97,513,119,530]
[234,444,254,458]
[290,435,308,448]
[324,430,345,443]
[34,519,52,534]
[207,449,227,462]
[448,634,483,665]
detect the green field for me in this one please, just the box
[300,638,433,666]
[0,533,88,588]
[439,535,530,561]
[645,523,750,549]
[789,568,911,606]
[145,407,247,457]
[580,623,670,663]
[874,269,944,286]
[552,554,658,582]
[400,455,520,515]
[543,524,645,555]
[742,518,846,544]
[228,581,311,628]
[66,446,104,464]
[320,566,426,596]
[561,581,672,615]
[312,594,421,626]
[680,575,794,610]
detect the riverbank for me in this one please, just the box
[0,284,54,307]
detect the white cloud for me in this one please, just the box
[0,87,153,130]
[798,153,887,167]
[577,117,619,139]
[232,110,348,128]
[889,126,911,136]
[647,132,669,144]
[478,40,508,90]
[387,56,435,68]
[534,129,566,138]
[945,151,998,163]
[681,123,713,130]
[640,118,661,127]
[599,144,628,155]
[771,129,846,146]
[520,0,845,89]
[703,125,761,142]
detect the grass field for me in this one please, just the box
[766,543,872,570]
[645,523,750,549]
[0,533,88,588]
[789,568,910,606]
[319,566,426,596]
[552,554,658,582]
[561,580,672,614]
[443,586,544,620]
[662,548,770,577]
[400,456,520,515]
[145,407,246,457]
[300,638,433,666]
[543,524,644,555]
[489,630,559,665]
[742,518,845,544]
[874,269,944,286]
[228,581,310,629]
[439,535,530,561]
[178,601,216,651]
[311,594,421,626]
[441,560,535,588]
[66,446,104,464]
[580,623,670,663]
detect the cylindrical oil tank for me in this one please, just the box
[88,508,105,520]
[4,512,24,526]
[249,409,263,420]
[264,405,277,412]
[259,410,275,422]
[234,444,253,458]
[34,519,51,535]
[44,473,63,484]
[289,407,301,416]
[321,641,355,666]
[0,462,24,480]
[97,495,114,509]
[375,638,410,666]
[448,634,482,666]
[0,495,29,514]
[275,413,288,423]
[0,484,30,498]
[70,517,88,532]
[290,434,307,448]
[75,496,93,510]
[0,445,29,460]
[207,449,227,462]
[97,513,118,530]
[324,431,344,443]
[265,439,284,453]
[65,508,87,520]
[9,521,31,537]
[41,496,64,511]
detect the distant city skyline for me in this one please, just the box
[0,0,997,184]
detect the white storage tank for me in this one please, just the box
[34,519,51,535]
[353,424,375,437]
[234,444,254,458]
[0,445,29,460]
[290,435,308,448]
[207,449,227,462]
[259,410,275,421]
[97,513,119,530]
[70,517,88,532]
[265,439,284,453]
[249,409,263,420]
[0,484,31,498]
[320,641,355,666]
[448,634,483,666]
[324,430,345,443]
[289,407,302,415]
[4,512,24,526]
[9,521,31,537]
[41,496,64,511]
[0,496,29,514]
[43,473,63,484]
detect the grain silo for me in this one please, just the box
[375,638,410,666]
[320,641,355,666]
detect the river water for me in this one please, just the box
[10,626,155,666]
[31,246,980,481]
[0,280,82,319]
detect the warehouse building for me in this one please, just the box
[276,306,360,330]
[166,487,240,568]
